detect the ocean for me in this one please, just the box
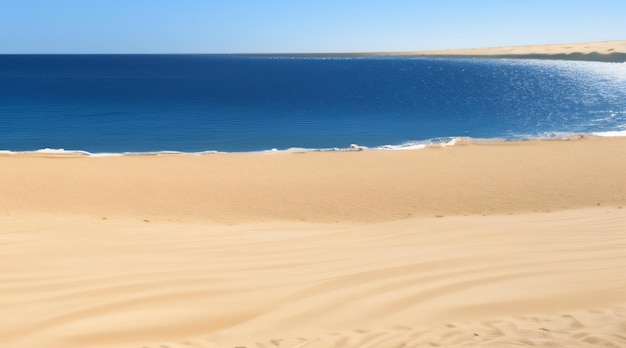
[1,55,625,154]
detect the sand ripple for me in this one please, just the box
[1,207,625,347]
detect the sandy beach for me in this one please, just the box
[2,39,626,348]
[2,134,626,348]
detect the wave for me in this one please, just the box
[0,148,219,157]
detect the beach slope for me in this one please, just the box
[1,136,626,347]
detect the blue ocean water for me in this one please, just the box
[1,55,625,153]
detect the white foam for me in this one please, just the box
[349,144,367,151]
[375,137,463,150]
[282,146,345,153]
[441,138,459,147]
[377,143,427,150]
[37,148,89,155]
[0,148,221,157]
[272,144,371,153]
[0,148,93,156]
[591,130,626,137]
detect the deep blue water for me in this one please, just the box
[1,55,625,153]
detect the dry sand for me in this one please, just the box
[1,136,626,348]
[402,40,626,62]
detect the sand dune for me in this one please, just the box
[404,40,626,62]
[1,136,626,347]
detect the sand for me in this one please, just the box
[1,135,626,348]
[402,40,626,62]
[2,136,625,223]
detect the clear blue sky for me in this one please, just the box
[1,0,624,53]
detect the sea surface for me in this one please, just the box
[1,55,625,154]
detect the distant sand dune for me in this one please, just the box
[402,40,626,62]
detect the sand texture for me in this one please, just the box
[2,209,626,348]
[403,40,626,62]
[1,136,626,347]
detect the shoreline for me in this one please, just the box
[2,135,625,223]
[2,131,625,157]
